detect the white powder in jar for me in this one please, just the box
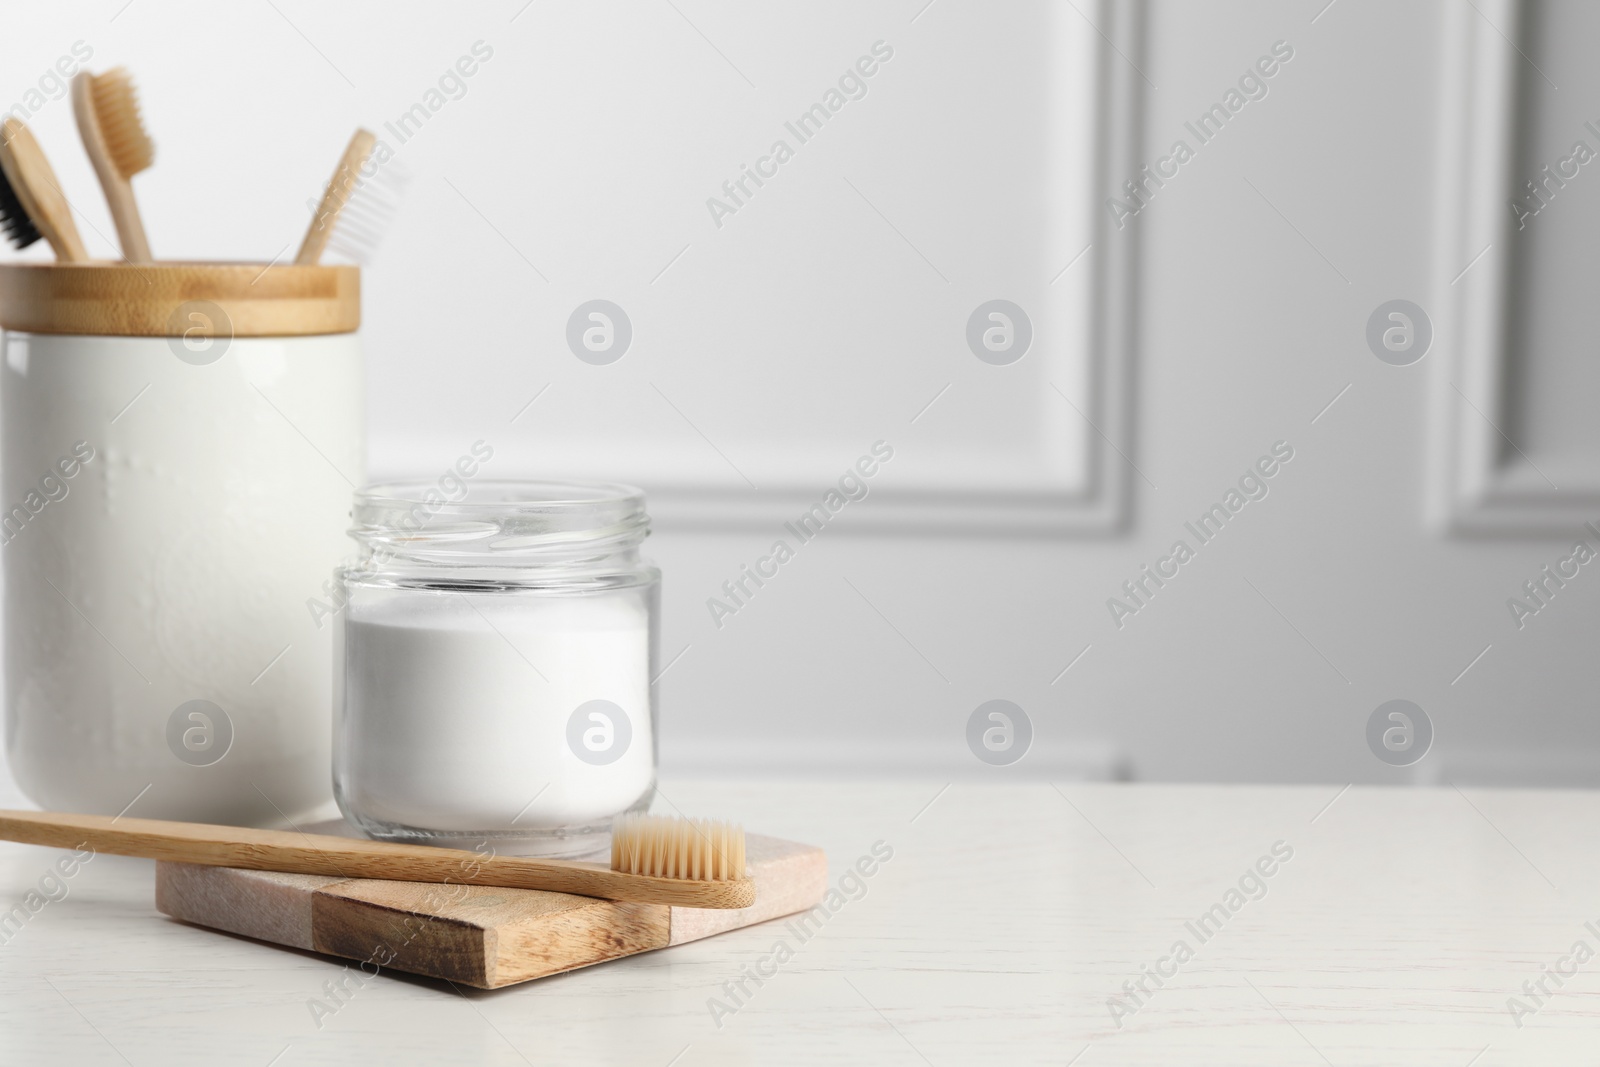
[335,588,654,837]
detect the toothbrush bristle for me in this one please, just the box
[0,164,41,251]
[325,159,408,265]
[610,813,746,882]
[89,67,154,179]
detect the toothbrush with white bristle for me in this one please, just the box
[297,128,407,265]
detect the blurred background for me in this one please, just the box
[0,0,1594,790]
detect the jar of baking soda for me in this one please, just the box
[333,481,659,858]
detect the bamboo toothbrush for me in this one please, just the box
[0,808,754,909]
[72,67,154,263]
[296,128,376,264]
[0,119,88,262]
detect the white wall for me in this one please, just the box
[643,0,1600,786]
[0,0,1594,791]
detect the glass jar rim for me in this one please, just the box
[357,479,646,514]
[350,479,650,564]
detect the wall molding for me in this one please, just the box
[650,0,1144,536]
[370,2,1145,537]
[1430,0,1598,536]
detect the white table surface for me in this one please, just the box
[0,778,1594,1065]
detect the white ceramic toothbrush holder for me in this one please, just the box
[0,263,363,825]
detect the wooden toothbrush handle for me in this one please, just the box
[99,176,150,263]
[0,810,755,909]
[70,73,151,264]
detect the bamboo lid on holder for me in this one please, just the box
[0,262,359,337]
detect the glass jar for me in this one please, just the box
[333,480,659,857]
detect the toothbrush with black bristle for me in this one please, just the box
[0,117,88,261]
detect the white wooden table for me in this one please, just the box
[0,779,1593,1064]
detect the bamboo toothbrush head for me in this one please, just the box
[610,813,747,882]
[296,128,376,265]
[84,67,153,180]
[296,128,406,266]
[325,155,406,264]
[0,118,89,262]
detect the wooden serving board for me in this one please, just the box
[155,829,826,989]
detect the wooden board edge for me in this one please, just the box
[155,864,349,951]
